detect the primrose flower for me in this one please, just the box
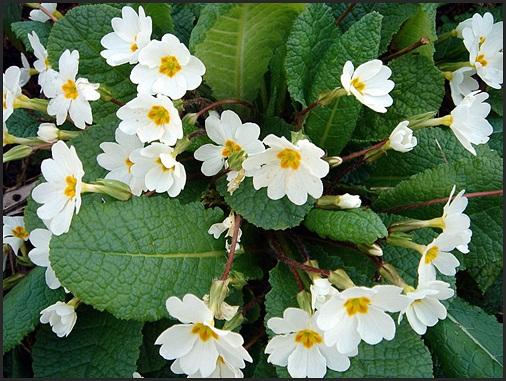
[27,228,62,290]
[399,280,454,335]
[340,59,394,113]
[155,294,252,378]
[208,211,242,252]
[310,278,339,311]
[100,5,152,66]
[242,134,329,206]
[194,110,265,179]
[130,33,206,99]
[129,142,186,197]
[448,67,479,105]
[448,90,493,156]
[173,356,245,378]
[418,233,462,283]
[469,41,503,89]
[29,3,57,23]
[27,31,52,89]
[19,53,31,87]
[43,50,100,129]
[317,285,409,354]
[97,128,147,196]
[388,121,417,152]
[116,93,183,146]
[40,300,77,338]
[31,141,85,236]
[266,308,354,378]
[3,216,29,255]
[3,66,22,122]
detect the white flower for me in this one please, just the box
[439,185,472,253]
[130,33,206,99]
[31,141,85,236]
[40,301,77,338]
[449,90,493,155]
[310,278,339,311]
[129,142,186,197]
[37,123,60,143]
[100,5,152,66]
[3,216,29,255]
[27,228,62,290]
[3,66,22,122]
[388,121,417,152]
[266,308,354,378]
[243,135,329,206]
[175,356,245,378]
[418,233,462,283]
[335,193,362,209]
[399,280,454,335]
[194,110,265,178]
[317,285,409,354]
[208,211,242,253]
[27,31,52,89]
[340,59,394,113]
[19,53,31,87]
[43,50,100,129]
[29,3,57,23]
[116,93,183,146]
[155,294,252,378]
[469,41,503,89]
[132,371,143,378]
[448,67,479,105]
[97,128,147,196]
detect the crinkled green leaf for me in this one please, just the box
[216,176,315,231]
[424,297,503,377]
[304,208,388,245]
[3,266,65,354]
[488,112,503,157]
[136,318,173,374]
[285,3,340,107]
[50,197,228,321]
[3,3,24,51]
[264,262,300,324]
[31,304,143,378]
[392,3,438,60]
[171,3,198,47]
[192,3,305,106]
[5,109,44,138]
[265,44,288,118]
[304,12,382,155]
[488,88,503,117]
[46,4,137,123]
[11,21,52,53]
[353,53,444,142]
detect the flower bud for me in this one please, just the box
[357,242,383,256]
[296,290,313,315]
[37,123,60,143]
[387,121,417,153]
[324,156,343,168]
[182,112,198,126]
[328,268,355,290]
[84,179,132,201]
[316,194,361,210]
[207,279,231,318]
[3,145,33,163]
[378,263,409,289]
[317,87,348,106]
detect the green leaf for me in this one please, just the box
[46,4,137,120]
[31,304,143,378]
[11,21,52,53]
[140,3,173,39]
[192,3,305,105]
[488,88,503,117]
[188,3,237,51]
[285,3,340,107]
[136,318,173,374]
[5,109,43,138]
[304,12,382,155]
[215,176,315,231]
[392,3,438,60]
[424,297,503,377]
[49,197,228,321]
[171,3,198,47]
[3,267,65,354]
[264,262,301,324]
[464,206,503,293]
[3,3,24,51]
[304,208,388,245]
[353,54,445,142]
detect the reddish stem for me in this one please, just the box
[221,214,242,281]
[335,3,356,27]
[109,98,124,107]
[381,189,503,214]
[340,138,388,162]
[382,36,431,63]
[295,101,319,132]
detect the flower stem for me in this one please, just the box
[335,3,356,27]
[295,101,319,132]
[382,36,431,63]
[340,138,389,162]
[381,190,503,214]
[221,214,242,281]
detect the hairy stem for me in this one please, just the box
[221,214,242,281]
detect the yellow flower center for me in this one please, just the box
[12,226,29,240]
[475,54,488,67]
[156,157,174,172]
[125,158,134,172]
[44,58,50,70]
[62,79,78,100]
[294,329,323,349]
[221,140,242,157]
[351,77,366,95]
[217,356,225,364]
[478,36,486,49]
[130,36,138,52]
[159,55,182,78]
[3,93,7,110]
[64,175,78,198]
[425,246,439,264]
[277,148,301,170]
[191,323,218,342]
[147,105,171,126]
[344,297,371,316]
